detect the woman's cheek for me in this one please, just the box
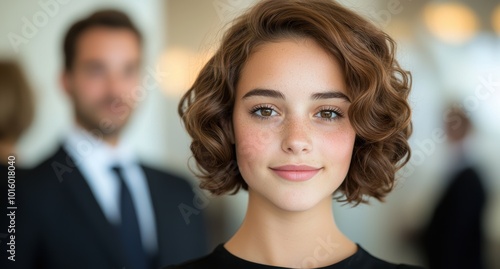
[322,130,356,166]
[235,123,276,165]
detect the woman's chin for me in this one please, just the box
[266,193,328,213]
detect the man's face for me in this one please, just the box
[63,27,141,137]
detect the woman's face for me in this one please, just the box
[233,38,356,212]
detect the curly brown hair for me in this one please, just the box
[179,0,412,204]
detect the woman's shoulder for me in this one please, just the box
[164,243,426,269]
[163,254,214,269]
[353,245,425,269]
[162,244,224,269]
[163,255,213,269]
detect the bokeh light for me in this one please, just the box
[423,2,479,44]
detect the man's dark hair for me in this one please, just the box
[63,9,142,71]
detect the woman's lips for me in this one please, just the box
[270,165,322,182]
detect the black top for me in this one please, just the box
[165,244,424,269]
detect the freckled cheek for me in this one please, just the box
[320,130,356,167]
[234,123,277,169]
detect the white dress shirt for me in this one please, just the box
[63,125,158,255]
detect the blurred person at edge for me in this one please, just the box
[14,10,208,269]
[422,106,487,269]
[0,61,34,266]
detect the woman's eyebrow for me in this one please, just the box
[242,88,350,103]
[311,91,351,103]
[242,88,285,99]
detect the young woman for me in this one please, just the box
[167,0,422,268]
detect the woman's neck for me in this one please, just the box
[225,190,357,268]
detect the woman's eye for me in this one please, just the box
[255,108,277,117]
[315,110,340,120]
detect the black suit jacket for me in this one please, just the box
[9,146,208,269]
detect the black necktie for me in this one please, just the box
[111,165,149,269]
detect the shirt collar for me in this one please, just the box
[63,124,137,169]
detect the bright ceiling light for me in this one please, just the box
[423,2,479,44]
[157,47,214,97]
[492,4,500,35]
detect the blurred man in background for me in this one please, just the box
[422,106,487,269]
[15,10,207,269]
